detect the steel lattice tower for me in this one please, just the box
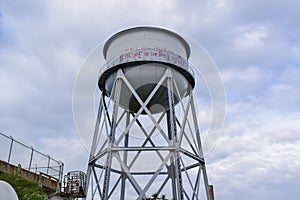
[86,27,211,200]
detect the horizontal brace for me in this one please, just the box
[110,147,177,151]
[92,164,169,176]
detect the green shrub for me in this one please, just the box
[0,172,47,200]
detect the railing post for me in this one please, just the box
[47,154,50,174]
[7,136,14,164]
[28,146,34,171]
[59,161,64,183]
[59,162,64,192]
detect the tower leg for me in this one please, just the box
[86,93,104,199]
[166,73,183,200]
[120,111,130,199]
[102,74,122,200]
[190,94,211,200]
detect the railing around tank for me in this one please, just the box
[99,48,195,78]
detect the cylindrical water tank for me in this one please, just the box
[99,27,195,113]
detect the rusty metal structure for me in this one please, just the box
[64,170,87,198]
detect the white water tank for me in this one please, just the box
[99,27,195,114]
[0,180,19,200]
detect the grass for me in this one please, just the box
[0,172,47,200]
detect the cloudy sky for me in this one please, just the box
[0,0,300,199]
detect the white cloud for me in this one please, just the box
[233,25,268,50]
[222,65,263,84]
[291,45,300,62]
[1,0,300,199]
[207,108,300,199]
[39,136,88,172]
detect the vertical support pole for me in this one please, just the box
[209,185,215,200]
[90,94,104,157]
[167,71,183,200]
[47,154,50,174]
[8,136,13,163]
[190,94,211,200]
[86,94,104,198]
[121,111,130,199]
[166,111,177,199]
[202,164,211,200]
[28,146,34,171]
[60,162,64,185]
[56,161,63,192]
[102,70,122,200]
[91,174,94,200]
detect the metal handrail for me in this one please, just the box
[0,132,64,182]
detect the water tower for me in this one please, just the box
[86,27,211,200]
